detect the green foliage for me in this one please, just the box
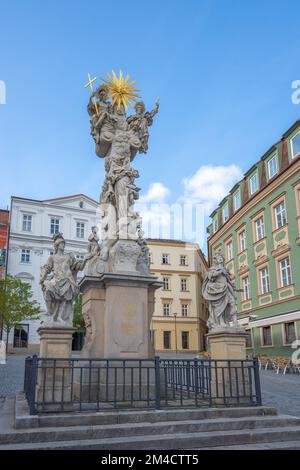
[73,293,85,331]
[0,275,40,341]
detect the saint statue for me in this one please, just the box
[84,70,159,275]
[202,252,242,331]
[40,233,89,326]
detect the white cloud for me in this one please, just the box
[139,182,170,203]
[182,164,243,215]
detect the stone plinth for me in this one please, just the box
[36,326,75,411]
[79,273,162,359]
[206,328,250,405]
[207,328,247,361]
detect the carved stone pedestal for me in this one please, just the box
[76,273,162,401]
[207,328,247,361]
[79,273,161,359]
[206,328,251,405]
[36,327,75,411]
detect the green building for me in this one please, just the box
[207,119,300,358]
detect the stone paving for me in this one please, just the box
[0,353,26,398]
[0,353,300,417]
[260,369,300,417]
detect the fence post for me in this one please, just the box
[29,355,38,415]
[253,357,262,406]
[154,356,161,410]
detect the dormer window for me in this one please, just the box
[291,131,300,159]
[267,155,278,179]
[249,172,258,195]
[212,218,218,233]
[222,204,229,223]
[233,190,241,211]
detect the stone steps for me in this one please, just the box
[1,414,299,445]
[199,441,300,450]
[1,425,300,450]
[29,406,277,428]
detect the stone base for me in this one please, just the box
[206,329,250,404]
[36,326,75,412]
[207,328,247,360]
[79,273,162,359]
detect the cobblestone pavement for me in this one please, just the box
[260,369,300,417]
[0,353,27,398]
[0,354,300,418]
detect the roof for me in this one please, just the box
[43,194,98,204]
[11,194,98,205]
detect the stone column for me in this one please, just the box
[206,328,251,405]
[35,326,75,411]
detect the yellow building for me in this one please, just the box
[147,239,208,354]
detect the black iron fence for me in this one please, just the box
[24,356,262,414]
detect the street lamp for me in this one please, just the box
[174,312,178,355]
[249,314,258,358]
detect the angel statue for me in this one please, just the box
[40,233,90,326]
[202,252,243,331]
[127,99,160,153]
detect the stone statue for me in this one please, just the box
[40,233,89,327]
[85,72,159,276]
[127,99,159,153]
[202,252,243,331]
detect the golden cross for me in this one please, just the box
[84,73,99,115]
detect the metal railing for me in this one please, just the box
[24,356,262,414]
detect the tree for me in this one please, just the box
[0,275,40,351]
[73,293,85,331]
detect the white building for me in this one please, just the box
[6,194,99,351]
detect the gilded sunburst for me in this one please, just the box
[101,70,140,110]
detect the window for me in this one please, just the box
[162,254,169,265]
[267,155,278,179]
[180,278,188,291]
[222,204,229,223]
[255,217,265,241]
[50,218,60,235]
[279,257,292,287]
[22,214,32,232]
[242,276,251,301]
[182,331,189,350]
[13,324,29,348]
[226,240,233,261]
[284,322,296,344]
[180,255,187,266]
[163,331,171,349]
[76,222,85,239]
[239,230,246,252]
[260,267,270,294]
[181,304,189,317]
[262,326,272,346]
[213,218,218,233]
[21,249,30,263]
[162,277,170,290]
[249,173,258,195]
[291,131,300,159]
[163,303,170,316]
[79,201,84,208]
[233,190,241,211]
[274,201,287,228]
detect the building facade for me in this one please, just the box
[0,209,9,279]
[147,239,208,354]
[207,120,300,357]
[6,194,99,350]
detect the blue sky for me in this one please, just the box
[1,0,300,245]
